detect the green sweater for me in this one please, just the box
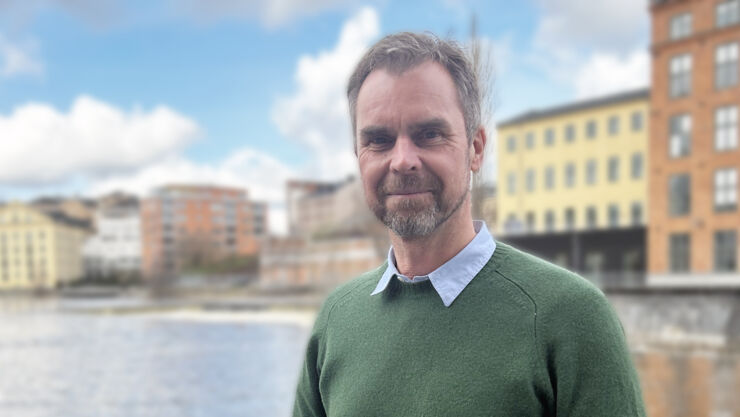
[292,241,646,416]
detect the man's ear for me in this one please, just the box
[470,126,487,173]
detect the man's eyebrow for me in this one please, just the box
[359,126,395,138]
[408,118,451,133]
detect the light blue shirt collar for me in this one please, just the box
[371,221,496,307]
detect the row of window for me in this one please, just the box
[507,154,644,195]
[669,42,739,97]
[505,111,644,152]
[669,0,740,41]
[504,202,644,234]
[669,168,738,216]
[668,105,739,158]
[669,230,737,273]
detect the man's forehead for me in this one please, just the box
[355,61,462,126]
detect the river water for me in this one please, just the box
[0,298,313,417]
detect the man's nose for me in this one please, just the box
[389,136,420,173]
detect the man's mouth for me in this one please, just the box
[388,190,431,195]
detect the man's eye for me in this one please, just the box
[420,129,442,140]
[368,136,393,146]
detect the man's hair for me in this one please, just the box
[347,32,481,143]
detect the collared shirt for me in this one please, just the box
[371,220,496,307]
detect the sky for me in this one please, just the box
[0,0,652,234]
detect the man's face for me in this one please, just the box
[354,61,482,239]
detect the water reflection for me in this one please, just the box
[0,300,310,417]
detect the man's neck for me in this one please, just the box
[390,207,476,278]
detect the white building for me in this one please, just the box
[82,205,142,279]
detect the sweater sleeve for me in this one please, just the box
[537,282,647,417]
[292,301,330,417]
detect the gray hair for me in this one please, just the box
[347,32,481,143]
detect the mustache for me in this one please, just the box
[378,174,442,196]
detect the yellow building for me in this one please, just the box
[495,89,650,287]
[0,202,88,290]
[497,89,650,234]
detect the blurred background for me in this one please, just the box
[0,0,738,416]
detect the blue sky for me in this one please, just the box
[0,0,651,233]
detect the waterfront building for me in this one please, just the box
[286,176,371,237]
[496,89,650,287]
[31,197,96,230]
[260,234,384,289]
[0,202,88,290]
[649,0,740,286]
[82,198,142,280]
[262,176,387,289]
[140,185,268,278]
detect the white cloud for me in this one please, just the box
[533,0,648,54]
[271,6,378,181]
[88,150,296,235]
[526,0,650,100]
[0,34,43,78]
[175,0,359,27]
[0,95,201,184]
[574,49,649,99]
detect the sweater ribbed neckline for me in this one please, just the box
[382,242,509,300]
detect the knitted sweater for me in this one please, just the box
[292,241,646,416]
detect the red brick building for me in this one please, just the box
[140,185,267,278]
[649,0,740,285]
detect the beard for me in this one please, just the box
[370,171,468,239]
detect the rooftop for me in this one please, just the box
[497,88,650,128]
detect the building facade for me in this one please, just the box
[140,185,268,278]
[262,176,388,289]
[286,177,370,237]
[260,234,384,289]
[649,0,740,285]
[496,89,650,287]
[82,202,142,280]
[0,202,88,290]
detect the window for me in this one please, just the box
[608,156,620,183]
[545,166,555,190]
[525,132,536,149]
[717,0,740,28]
[507,172,517,195]
[631,153,644,179]
[526,212,536,232]
[714,230,737,272]
[526,169,536,192]
[565,208,576,231]
[669,173,691,216]
[715,42,739,89]
[631,111,644,132]
[545,128,555,146]
[565,124,576,142]
[670,54,692,97]
[715,168,738,211]
[565,163,576,188]
[586,159,598,185]
[670,12,692,39]
[669,114,692,158]
[586,206,598,229]
[586,120,597,139]
[716,105,738,151]
[507,136,517,152]
[669,233,691,272]
[545,211,555,232]
[608,204,620,227]
[504,214,524,234]
[631,202,643,226]
[608,116,620,135]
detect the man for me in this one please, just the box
[292,32,646,417]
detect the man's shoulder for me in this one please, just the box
[491,241,607,310]
[320,261,387,315]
